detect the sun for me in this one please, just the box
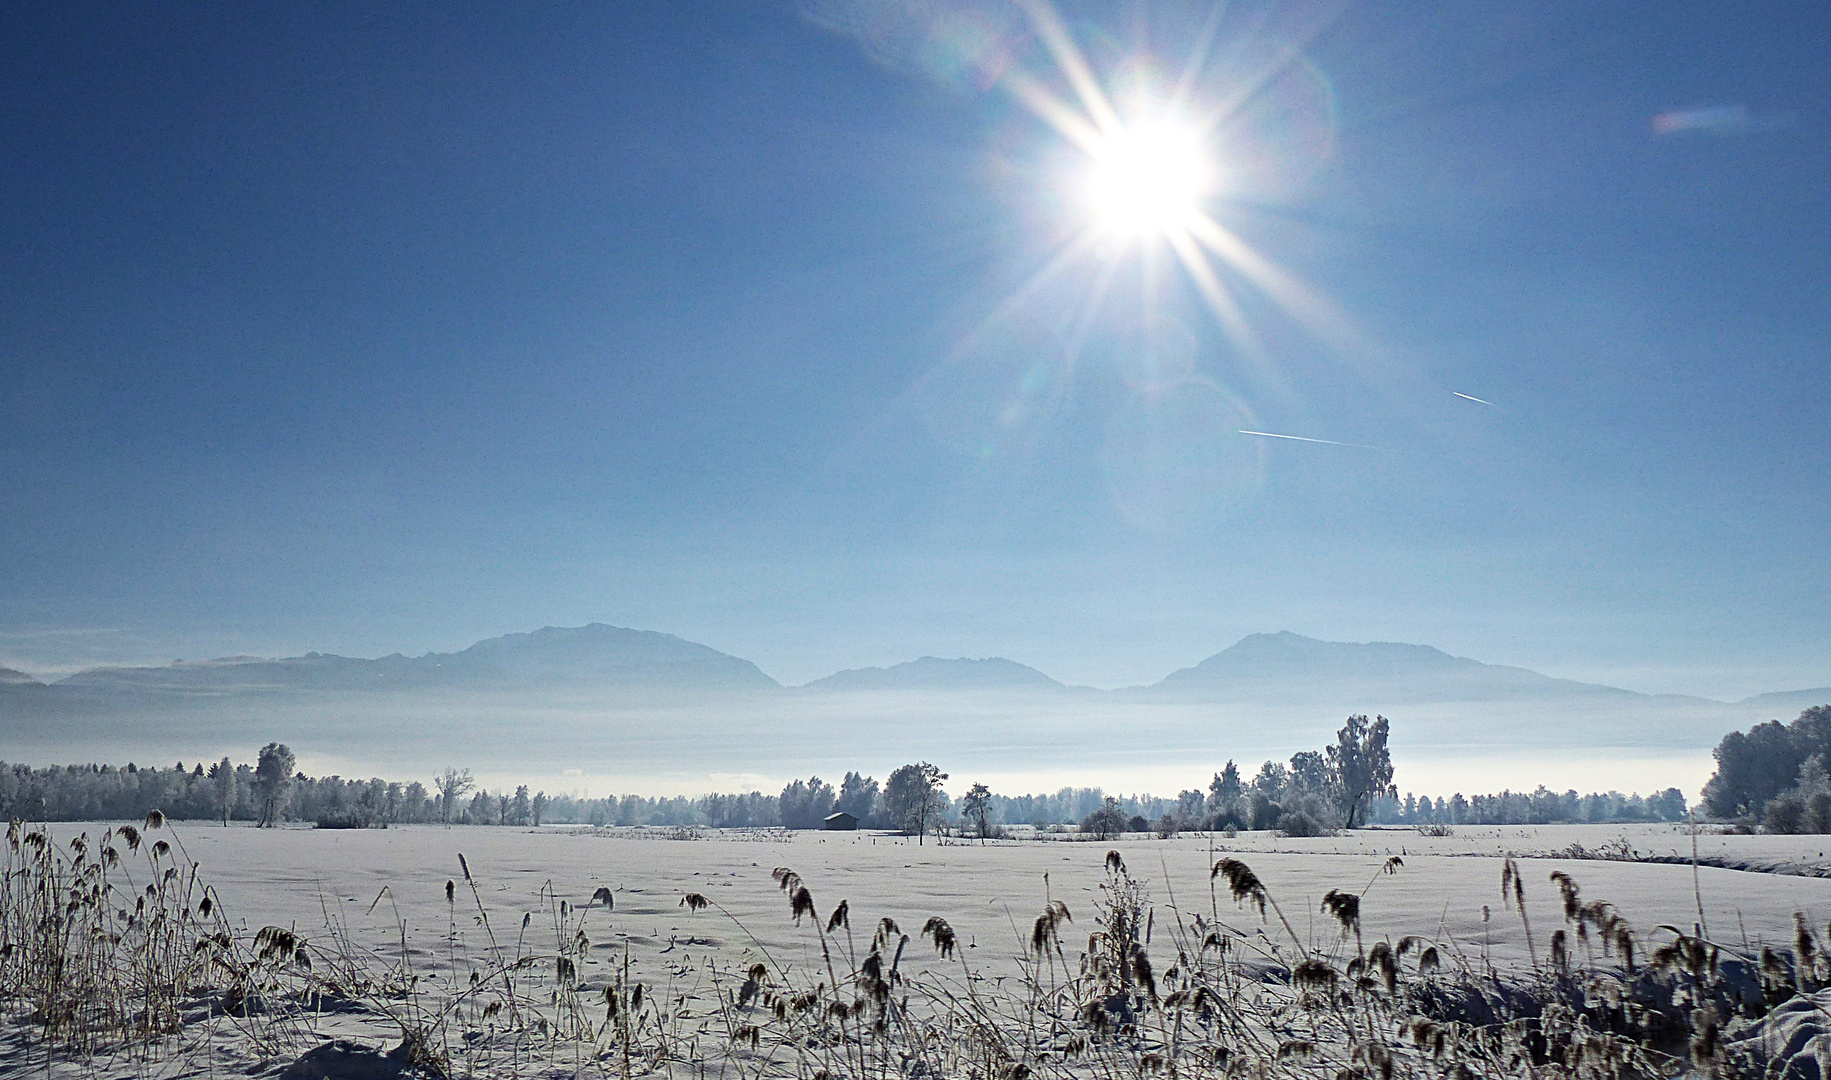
[1082,119,1211,238]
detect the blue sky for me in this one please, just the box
[2,1,1827,697]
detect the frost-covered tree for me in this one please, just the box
[1206,761,1242,822]
[1080,796,1127,840]
[211,756,236,826]
[883,762,947,843]
[435,767,474,827]
[961,782,994,839]
[837,771,879,821]
[779,776,838,829]
[253,743,295,827]
[1704,706,1831,820]
[1324,714,1395,829]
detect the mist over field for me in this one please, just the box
[3,624,1815,798]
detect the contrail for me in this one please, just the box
[1238,430,1376,450]
[1453,391,1496,406]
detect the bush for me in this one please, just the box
[1809,792,1831,834]
[1248,793,1280,831]
[1274,809,1332,838]
[1080,799,1128,840]
[1205,808,1246,832]
[1417,822,1455,837]
[1764,794,1806,835]
[315,813,383,830]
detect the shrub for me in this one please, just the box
[1275,809,1332,837]
[1765,794,1806,835]
[1080,797,1128,840]
[1810,792,1831,834]
[1206,807,1246,832]
[315,813,383,830]
[1249,793,1281,831]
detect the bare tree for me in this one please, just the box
[435,767,474,827]
[961,782,994,839]
[212,756,235,826]
[1081,796,1127,840]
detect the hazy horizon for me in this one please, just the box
[6,621,1829,703]
[7,621,1812,800]
[6,619,1829,704]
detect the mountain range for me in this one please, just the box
[41,624,776,696]
[1,624,1822,786]
[1,624,1818,707]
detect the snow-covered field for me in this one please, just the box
[8,820,1831,1078]
[85,820,1831,974]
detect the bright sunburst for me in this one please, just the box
[1083,119,1211,238]
[975,0,1359,382]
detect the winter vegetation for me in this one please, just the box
[29,707,1831,844]
[1702,705,1831,831]
[0,703,1819,1078]
[7,813,1831,1080]
[0,711,1725,836]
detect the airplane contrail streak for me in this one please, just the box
[1238,430,1376,450]
[1453,391,1496,406]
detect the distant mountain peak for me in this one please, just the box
[1739,688,1831,711]
[450,623,781,687]
[1213,631,1473,664]
[180,655,271,667]
[48,623,778,693]
[1151,631,1643,704]
[0,666,41,686]
[803,655,1065,692]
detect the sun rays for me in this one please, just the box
[900,2,1379,527]
[981,1,1356,388]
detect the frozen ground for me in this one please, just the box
[39,820,1831,975]
[7,820,1831,1077]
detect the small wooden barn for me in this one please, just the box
[823,811,859,831]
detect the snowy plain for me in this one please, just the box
[78,821,1831,976]
[9,820,1831,1078]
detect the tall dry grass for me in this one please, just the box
[0,815,1820,1078]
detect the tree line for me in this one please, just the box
[0,710,1704,832]
[0,749,957,834]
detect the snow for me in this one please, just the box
[8,820,1831,1077]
